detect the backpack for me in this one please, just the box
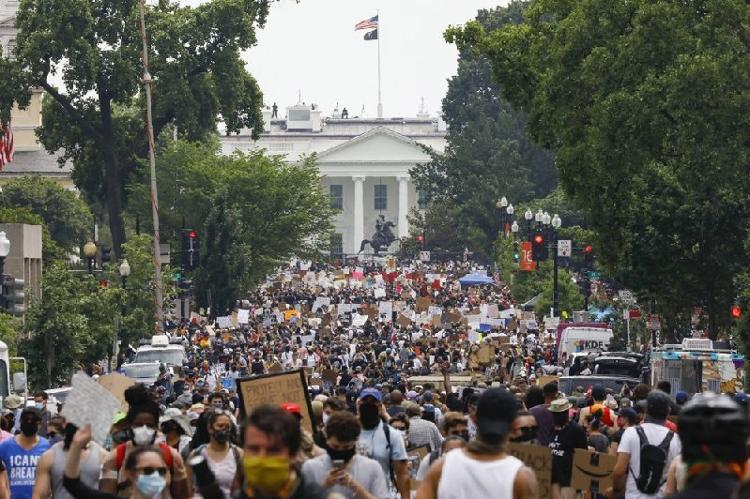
[631,426,674,495]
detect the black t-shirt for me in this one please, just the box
[549,421,587,486]
[251,361,264,374]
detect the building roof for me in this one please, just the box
[2,149,73,175]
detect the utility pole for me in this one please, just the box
[138,0,164,333]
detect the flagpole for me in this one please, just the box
[377,9,383,119]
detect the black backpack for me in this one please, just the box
[631,426,674,494]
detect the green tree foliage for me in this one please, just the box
[20,263,121,388]
[0,176,91,252]
[399,201,468,258]
[0,0,269,256]
[411,2,557,254]
[448,0,750,338]
[128,141,333,317]
[118,235,177,346]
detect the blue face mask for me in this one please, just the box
[136,472,166,498]
[35,403,44,410]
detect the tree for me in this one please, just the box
[411,2,557,255]
[0,176,91,252]
[448,0,750,338]
[128,141,333,317]
[1,0,269,257]
[398,201,468,259]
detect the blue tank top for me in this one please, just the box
[0,436,51,499]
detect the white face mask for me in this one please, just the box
[132,425,156,446]
[322,413,331,425]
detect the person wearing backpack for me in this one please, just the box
[611,391,682,499]
[185,409,242,498]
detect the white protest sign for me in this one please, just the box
[374,288,386,299]
[237,309,250,324]
[312,297,331,313]
[62,372,120,444]
[378,301,393,320]
[216,316,231,329]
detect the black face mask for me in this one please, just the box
[20,420,38,437]
[213,429,230,444]
[359,404,380,430]
[510,427,538,443]
[326,445,356,463]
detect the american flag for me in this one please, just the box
[355,15,378,31]
[0,121,13,171]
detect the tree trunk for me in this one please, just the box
[99,94,127,258]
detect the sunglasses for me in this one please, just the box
[137,466,168,476]
[519,426,539,434]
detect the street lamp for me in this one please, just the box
[535,209,544,224]
[542,212,551,226]
[511,221,519,234]
[524,209,533,241]
[551,213,563,318]
[499,196,508,208]
[83,242,97,273]
[119,259,131,288]
[0,231,10,276]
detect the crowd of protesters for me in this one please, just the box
[0,260,743,499]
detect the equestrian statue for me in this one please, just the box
[359,215,396,255]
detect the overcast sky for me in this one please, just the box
[234,0,507,119]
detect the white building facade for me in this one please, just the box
[220,104,446,255]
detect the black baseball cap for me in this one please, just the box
[20,407,41,420]
[476,388,517,438]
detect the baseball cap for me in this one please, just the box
[281,402,302,418]
[475,388,517,438]
[647,390,671,417]
[675,391,689,404]
[549,398,572,413]
[618,407,638,424]
[359,388,383,402]
[422,391,433,402]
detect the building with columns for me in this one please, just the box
[220,102,446,255]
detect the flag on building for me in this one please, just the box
[0,121,14,171]
[354,15,378,31]
[364,29,378,41]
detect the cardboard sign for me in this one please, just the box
[447,310,463,324]
[397,314,412,328]
[97,372,136,413]
[415,297,432,313]
[407,445,429,489]
[507,443,552,499]
[237,370,315,434]
[321,368,338,385]
[571,449,616,492]
[538,375,559,388]
[477,344,492,364]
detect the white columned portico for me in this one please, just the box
[397,175,410,239]
[352,175,365,252]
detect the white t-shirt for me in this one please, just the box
[618,423,682,499]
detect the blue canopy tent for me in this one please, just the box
[458,273,495,286]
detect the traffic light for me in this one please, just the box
[513,240,520,263]
[416,234,425,247]
[584,245,594,266]
[101,247,112,264]
[1,277,25,316]
[731,305,742,319]
[181,230,200,270]
[532,231,545,261]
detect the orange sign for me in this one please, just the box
[520,241,537,271]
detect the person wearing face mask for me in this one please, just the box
[99,384,189,498]
[0,407,51,499]
[508,411,539,445]
[355,388,409,499]
[186,410,242,498]
[302,411,387,499]
[33,392,51,438]
[63,425,171,499]
[158,409,192,455]
[32,423,108,499]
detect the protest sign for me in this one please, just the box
[97,373,135,413]
[378,301,393,320]
[447,309,463,324]
[407,446,429,490]
[507,443,552,499]
[237,370,315,433]
[397,314,412,328]
[237,309,250,325]
[538,375,559,388]
[374,288,386,299]
[477,344,492,364]
[415,297,432,313]
[311,297,331,313]
[431,315,442,327]
[216,316,231,329]
[571,449,616,493]
[62,372,121,444]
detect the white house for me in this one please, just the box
[220,102,447,255]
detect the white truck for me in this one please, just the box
[557,325,614,363]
